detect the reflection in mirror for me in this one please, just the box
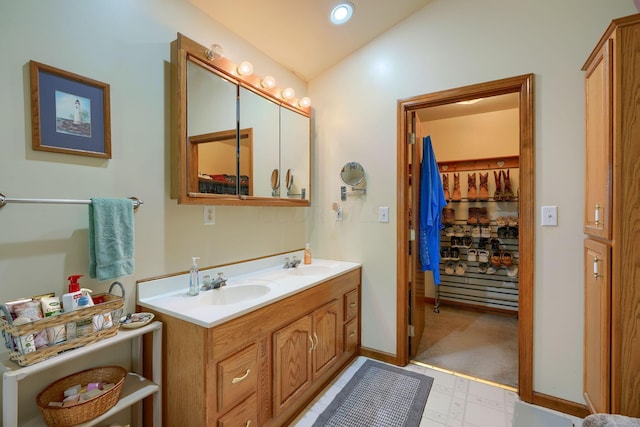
[281,107,310,199]
[193,129,253,195]
[340,162,366,186]
[239,87,280,198]
[186,59,238,195]
[271,169,280,196]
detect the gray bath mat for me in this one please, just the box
[312,359,433,426]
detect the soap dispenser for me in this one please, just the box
[62,275,84,312]
[188,257,200,296]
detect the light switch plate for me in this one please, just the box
[541,205,557,226]
[379,207,389,223]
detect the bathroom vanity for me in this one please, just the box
[137,253,361,426]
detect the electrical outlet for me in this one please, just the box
[336,205,343,221]
[541,205,557,226]
[204,206,215,225]
[379,206,389,223]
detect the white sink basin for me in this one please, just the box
[207,283,271,305]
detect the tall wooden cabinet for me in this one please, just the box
[582,13,640,417]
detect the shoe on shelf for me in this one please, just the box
[493,170,503,201]
[452,173,462,201]
[486,265,498,275]
[445,226,455,237]
[471,226,481,238]
[445,261,456,275]
[442,173,451,201]
[478,262,488,273]
[507,265,519,277]
[462,236,473,248]
[508,215,519,227]
[478,207,490,225]
[467,173,478,200]
[496,216,508,227]
[467,249,478,262]
[479,172,489,200]
[440,247,451,260]
[507,226,519,239]
[454,225,466,237]
[455,261,467,276]
[478,250,489,263]
[467,207,479,225]
[481,226,492,238]
[450,247,460,260]
[497,226,508,238]
[502,169,515,200]
[442,208,456,225]
[491,250,502,267]
[501,251,513,266]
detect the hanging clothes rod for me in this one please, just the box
[0,193,143,209]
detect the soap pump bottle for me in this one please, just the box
[304,243,312,265]
[62,275,84,312]
[188,257,200,296]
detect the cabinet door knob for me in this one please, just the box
[245,421,251,427]
[231,368,251,384]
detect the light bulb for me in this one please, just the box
[298,97,311,108]
[261,75,276,89]
[205,43,224,61]
[282,87,295,100]
[237,61,254,76]
[330,2,354,25]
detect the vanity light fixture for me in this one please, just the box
[205,43,224,61]
[281,87,295,100]
[261,75,276,89]
[330,2,354,25]
[237,61,254,76]
[298,97,311,108]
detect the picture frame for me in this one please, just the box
[30,60,111,159]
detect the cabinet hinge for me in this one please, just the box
[408,324,415,337]
[408,133,416,145]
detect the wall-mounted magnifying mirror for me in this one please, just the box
[340,162,366,201]
[271,168,280,197]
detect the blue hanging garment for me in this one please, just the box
[419,135,447,284]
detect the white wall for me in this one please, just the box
[308,0,637,404]
[0,1,308,421]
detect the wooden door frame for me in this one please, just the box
[395,74,535,402]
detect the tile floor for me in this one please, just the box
[291,356,584,427]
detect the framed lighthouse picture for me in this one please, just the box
[30,60,111,159]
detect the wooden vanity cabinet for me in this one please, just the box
[145,267,361,427]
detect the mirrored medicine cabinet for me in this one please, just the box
[170,33,311,206]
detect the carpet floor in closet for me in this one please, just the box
[413,304,518,388]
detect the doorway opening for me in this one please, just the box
[396,74,534,402]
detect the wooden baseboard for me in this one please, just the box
[359,346,400,365]
[532,391,590,419]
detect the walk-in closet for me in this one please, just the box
[411,91,521,389]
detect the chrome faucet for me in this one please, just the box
[201,272,227,290]
[283,256,301,269]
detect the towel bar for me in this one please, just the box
[0,193,143,209]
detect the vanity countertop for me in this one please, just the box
[137,252,361,328]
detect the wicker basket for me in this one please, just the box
[0,293,124,366]
[36,366,127,427]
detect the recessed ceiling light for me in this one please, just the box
[330,2,354,25]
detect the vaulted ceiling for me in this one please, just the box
[187,0,433,81]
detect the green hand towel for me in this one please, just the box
[89,198,135,281]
